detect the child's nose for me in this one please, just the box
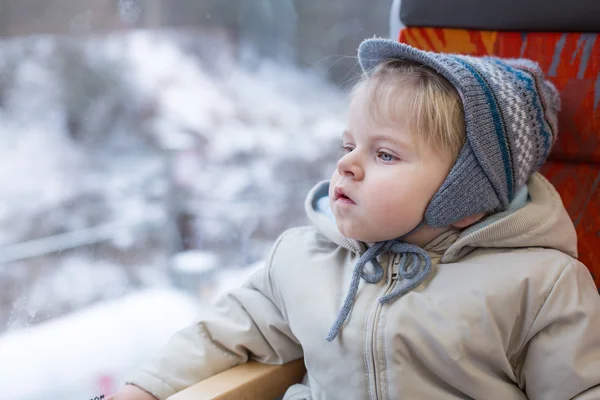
[337,153,364,180]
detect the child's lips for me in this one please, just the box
[337,196,356,205]
[334,187,356,205]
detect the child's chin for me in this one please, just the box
[342,230,383,244]
[336,224,360,241]
[336,221,390,243]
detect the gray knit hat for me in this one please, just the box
[357,38,561,228]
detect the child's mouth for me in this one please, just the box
[338,195,356,205]
[334,187,356,205]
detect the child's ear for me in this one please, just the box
[451,213,486,229]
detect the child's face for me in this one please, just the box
[329,87,455,243]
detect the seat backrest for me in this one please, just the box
[393,2,600,289]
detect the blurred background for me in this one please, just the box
[0,1,393,398]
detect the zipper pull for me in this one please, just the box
[391,253,401,280]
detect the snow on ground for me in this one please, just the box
[0,289,200,400]
[0,262,264,400]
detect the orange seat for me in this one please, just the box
[399,29,600,289]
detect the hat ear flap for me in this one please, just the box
[424,143,500,228]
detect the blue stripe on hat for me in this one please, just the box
[452,56,514,201]
[492,60,552,167]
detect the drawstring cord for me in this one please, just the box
[325,239,432,342]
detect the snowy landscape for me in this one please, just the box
[0,28,347,399]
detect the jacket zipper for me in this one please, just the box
[366,253,399,400]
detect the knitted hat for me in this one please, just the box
[357,39,561,228]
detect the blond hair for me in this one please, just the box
[353,60,465,158]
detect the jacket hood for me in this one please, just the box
[305,181,365,255]
[442,172,577,262]
[305,173,577,263]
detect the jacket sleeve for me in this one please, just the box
[125,232,303,400]
[520,260,600,400]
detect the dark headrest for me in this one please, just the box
[400,0,600,32]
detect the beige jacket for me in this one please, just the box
[128,173,600,400]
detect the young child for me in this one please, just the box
[109,39,600,400]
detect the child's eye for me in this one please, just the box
[377,151,398,162]
[339,144,354,154]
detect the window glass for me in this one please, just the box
[0,1,390,398]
